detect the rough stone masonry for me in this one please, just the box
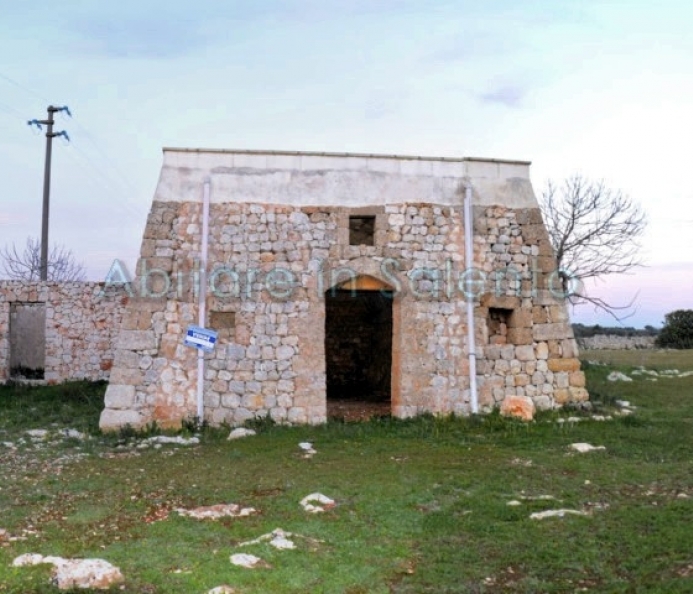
[99,149,587,430]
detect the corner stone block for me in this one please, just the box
[99,408,144,431]
[104,385,136,409]
[547,358,581,373]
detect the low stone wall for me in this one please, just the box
[0,282,128,383]
[577,334,656,350]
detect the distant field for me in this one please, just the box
[580,348,693,369]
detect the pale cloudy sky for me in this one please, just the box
[0,0,691,328]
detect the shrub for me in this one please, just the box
[656,309,693,349]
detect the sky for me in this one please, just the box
[0,0,691,329]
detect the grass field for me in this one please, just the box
[1,350,693,593]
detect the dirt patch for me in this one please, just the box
[327,399,391,422]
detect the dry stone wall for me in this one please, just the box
[0,282,127,383]
[577,334,656,350]
[101,197,586,430]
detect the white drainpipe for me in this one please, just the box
[464,183,479,414]
[197,177,211,421]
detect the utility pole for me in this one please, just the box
[28,105,71,280]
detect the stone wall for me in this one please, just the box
[0,282,128,383]
[577,334,656,350]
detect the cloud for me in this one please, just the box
[478,85,525,108]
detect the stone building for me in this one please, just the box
[99,148,587,430]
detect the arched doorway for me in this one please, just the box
[324,275,394,421]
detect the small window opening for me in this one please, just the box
[349,216,375,246]
[209,311,236,341]
[488,307,512,345]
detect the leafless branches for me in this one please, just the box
[0,237,86,282]
[540,175,647,319]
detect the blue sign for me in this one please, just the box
[184,325,218,352]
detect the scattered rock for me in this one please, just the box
[298,442,317,457]
[230,553,269,569]
[591,415,612,421]
[300,493,335,513]
[208,586,237,594]
[52,559,125,590]
[239,528,297,550]
[12,553,45,566]
[227,428,257,440]
[0,528,7,542]
[144,435,200,446]
[570,443,606,454]
[529,509,590,520]
[26,429,49,439]
[519,494,558,501]
[506,500,522,506]
[2,441,16,448]
[500,395,535,421]
[61,428,87,440]
[614,400,631,408]
[12,554,124,590]
[176,503,257,520]
[607,371,632,382]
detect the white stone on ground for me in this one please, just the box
[12,554,124,590]
[230,553,268,569]
[299,442,317,457]
[26,429,48,439]
[227,428,256,440]
[300,493,335,513]
[506,500,522,506]
[529,509,590,520]
[61,428,87,440]
[607,371,632,382]
[570,443,606,454]
[208,586,237,594]
[176,503,257,519]
[143,435,200,446]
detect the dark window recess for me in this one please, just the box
[349,216,375,246]
[209,311,236,341]
[488,307,512,345]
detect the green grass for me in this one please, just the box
[1,351,693,593]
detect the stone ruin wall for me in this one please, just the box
[577,334,657,350]
[0,282,127,384]
[100,195,587,430]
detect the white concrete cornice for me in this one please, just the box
[154,148,538,208]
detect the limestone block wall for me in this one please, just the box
[99,148,587,430]
[577,334,657,350]
[0,282,127,383]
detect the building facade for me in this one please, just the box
[99,149,587,430]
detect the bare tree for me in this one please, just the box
[0,237,86,281]
[540,175,647,319]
